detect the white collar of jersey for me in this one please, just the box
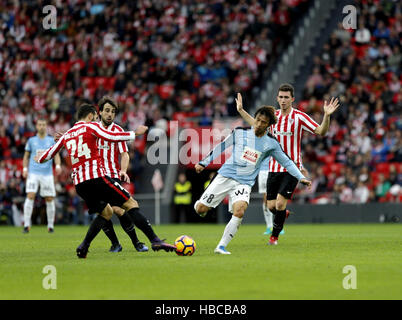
[99,121,114,129]
[278,107,294,117]
[249,126,268,137]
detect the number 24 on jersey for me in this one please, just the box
[66,136,91,165]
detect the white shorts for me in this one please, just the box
[197,174,251,213]
[258,170,269,194]
[26,173,56,197]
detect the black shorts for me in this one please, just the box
[266,172,298,200]
[111,177,123,185]
[75,176,131,214]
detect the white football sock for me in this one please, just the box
[218,215,243,248]
[23,198,34,227]
[46,200,56,229]
[263,203,273,229]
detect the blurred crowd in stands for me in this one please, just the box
[0,0,400,225]
[0,0,312,224]
[294,0,401,204]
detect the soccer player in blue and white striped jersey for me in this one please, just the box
[194,94,311,254]
[22,118,61,233]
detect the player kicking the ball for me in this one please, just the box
[36,104,175,258]
[96,96,148,253]
[237,84,339,244]
[194,93,311,254]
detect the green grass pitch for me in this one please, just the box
[0,223,401,300]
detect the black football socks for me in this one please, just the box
[83,215,108,246]
[102,219,120,245]
[127,207,160,243]
[118,213,141,246]
[272,209,286,238]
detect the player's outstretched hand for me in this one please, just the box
[300,178,312,188]
[323,97,340,116]
[195,163,205,174]
[34,150,45,163]
[301,167,309,178]
[55,165,62,176]
[235,93,243,112]
[120,171,131,183]
[54,131,64,142]
[135,125,148,136]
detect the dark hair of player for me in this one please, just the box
[35,117,47,124]
[278,83,294,97]
[254,106,278,126]
[76,104,97,121]
[98,96,119,113]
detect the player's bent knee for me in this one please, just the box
[101,204,113,220]
[233,203,247,218]
[27,193,36,200]
[121,198,139,211]
[113,206,125,216]
[233,210,245,218]
[275,200,287,211]
[267,200,276,212]
[195,201,209,214]
[276,194,288,210]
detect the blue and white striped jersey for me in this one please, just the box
[25,135,55,175]
[199,128,305,187]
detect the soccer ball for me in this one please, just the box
[174,235,196,256]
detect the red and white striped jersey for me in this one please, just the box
[38,121,135,185]
[97,122,128,179]
[268,108,319,172]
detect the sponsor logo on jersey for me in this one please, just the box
[98,144,110,150]
[241,146,261,165]
[274,130,293,136]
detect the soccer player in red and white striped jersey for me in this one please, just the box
[98,119,129,180]
[96,96,148,253]
[237,84,339,244]
[98,122,128,179]
[38,113,134,185]
[36,104,175,258]
[268,106,319,172]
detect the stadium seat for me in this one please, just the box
[376,163,389,173]
[330,145,341,155]
[2,149,11,159]
[370,172,381,186]
[319,154,335,164]
[329,163,344,176]
[13,159,24,171]
[389,162,402,173]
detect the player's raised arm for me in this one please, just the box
[54,131,65,142]
[236,93,255,127]
[197,130,235,171]
[87,122,147,142]
[314,97,340,136]
[36,135,65,164]
[134,125,148,136]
